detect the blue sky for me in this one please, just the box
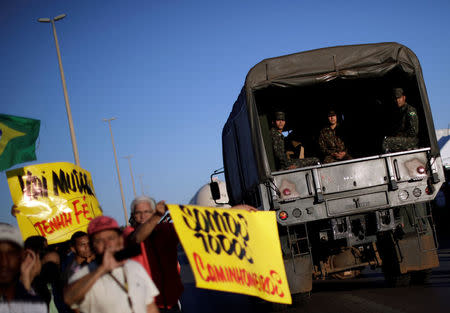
[1,0,450,226]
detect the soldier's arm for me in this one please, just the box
[272,133,290,169]
[407,109,419,137]
[319,130,335,155]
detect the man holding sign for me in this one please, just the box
[126,197,183,313]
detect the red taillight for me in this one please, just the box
[279,211,288,220]
[425,186,433,195]
[283,188,291,196]
[417,166,426,174]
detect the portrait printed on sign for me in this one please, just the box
[7,162,103,244]
[168,204,292,304]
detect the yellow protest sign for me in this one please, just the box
[168,204,292,304]
[6,162,102,244]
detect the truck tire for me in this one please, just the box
[410,269,432,285]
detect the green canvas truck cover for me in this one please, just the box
[222,42,438,204]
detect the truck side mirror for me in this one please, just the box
[210,181,221,200]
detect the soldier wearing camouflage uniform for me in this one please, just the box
[318,110,352,163]
[382,88,419,153]
[270,111,319,170]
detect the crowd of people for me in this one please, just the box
[1,197,257,313]
[270,87,419,170]
[0,196,185,313]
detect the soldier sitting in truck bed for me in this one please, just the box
[382,88,419,153]
[318,109,352,163]
[270,111,319,170]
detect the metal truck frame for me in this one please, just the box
[220,43,445,295]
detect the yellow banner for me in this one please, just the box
[168,204,291,304]
[6,162,103,244]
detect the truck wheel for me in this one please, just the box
[385,272,411,287]
[410,269,432,285]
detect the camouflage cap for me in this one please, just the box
[274,111,286,121]
[327,110,337,117]
[393,88,404,98]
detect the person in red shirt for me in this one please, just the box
[126,197,182,313]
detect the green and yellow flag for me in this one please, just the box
[0,114,40,172]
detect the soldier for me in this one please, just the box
[382,88,419,153]
[270,111,319,170]
[318,109,352,163]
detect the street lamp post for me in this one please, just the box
[38,14,80,166]
[103,118,128,226]
[123,155,137,198]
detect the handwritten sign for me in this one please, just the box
[6,162,103,244]
[168,204,291,304]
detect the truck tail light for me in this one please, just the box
[279,211,288,220]
[417,166,426,174]
[278,179,300,200]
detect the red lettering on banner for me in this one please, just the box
[192,252,285,298]
[32,196,92,238]
[193,252,207,281]
[33,212,72,237]
[73,196,92,224]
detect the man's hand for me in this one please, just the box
[154,200,167,217]
[336,151,347,159]
[99,248,125,274]
[11,204,20,217]
[20,249,38,290]
[64,248,124,306]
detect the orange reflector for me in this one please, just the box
[279,211,288,220]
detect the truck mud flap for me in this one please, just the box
[284,255,313,294]
[396,234,439,273]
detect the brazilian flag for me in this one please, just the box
[0,114,40,171]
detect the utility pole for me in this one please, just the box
[103,117,128,225]
[139,174,145,195]
[123,155,137,198]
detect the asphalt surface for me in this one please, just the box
[178,235,450,313]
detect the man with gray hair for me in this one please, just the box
[125,197,182,313]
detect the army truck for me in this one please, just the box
[219,42,445,295]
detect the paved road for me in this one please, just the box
[179,240,450,313]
